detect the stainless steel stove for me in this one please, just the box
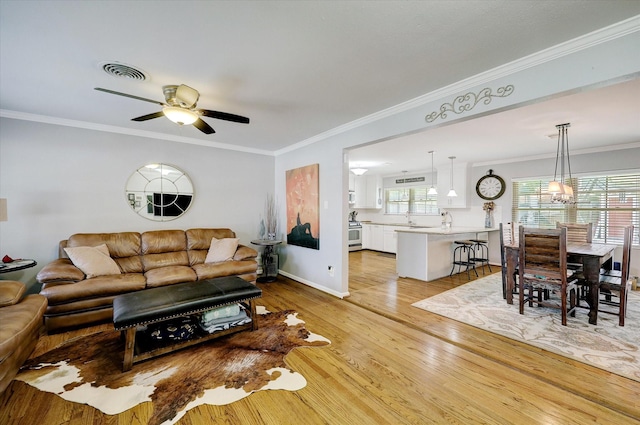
[348,220,362,251]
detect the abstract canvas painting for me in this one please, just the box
[286,164,319,249]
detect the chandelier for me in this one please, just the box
[548,123,575,204]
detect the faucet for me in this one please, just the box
[441,211,452,229]
[405,210,413,225]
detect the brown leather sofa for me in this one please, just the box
[36,228,258,332]
[0,280,47,394]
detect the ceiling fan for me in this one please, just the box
[94,84,250,134]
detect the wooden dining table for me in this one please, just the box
[504,242,617,325]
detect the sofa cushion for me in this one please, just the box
[186,228,236,250]
[145,266,197,288]
[142,230,187,254]
[142,251,190,272]
[141,230,190,272]
[205,238,239,263]
[0,281,25,307]
[66,232,142,259]
[64,244,121,278]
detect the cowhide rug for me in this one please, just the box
[16,306,330,425]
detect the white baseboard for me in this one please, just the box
[277,270,350,299]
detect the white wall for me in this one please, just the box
[275,23,640,296]
[0,119,274,291]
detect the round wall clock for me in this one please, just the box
[476,169,505,200]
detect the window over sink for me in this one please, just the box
[385,186,438,216]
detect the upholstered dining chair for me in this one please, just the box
[598,225,634,326]
[499,222,519,300]
[518,227,578,326]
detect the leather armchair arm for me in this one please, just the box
[0,280,26,307]
[36,258,85,283]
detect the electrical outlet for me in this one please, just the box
[328,266,334,277]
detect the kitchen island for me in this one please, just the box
[396,227,500,282]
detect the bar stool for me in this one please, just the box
[450,240,478,279]
[468,239,491,274]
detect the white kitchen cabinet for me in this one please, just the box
[349,173,355,191]
[361,224,371,249]
[383,226,395,253]
[354,175,382,209]
[437,162,469,208]
[369,224,384,251]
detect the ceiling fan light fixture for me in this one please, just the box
[163,106,198,125]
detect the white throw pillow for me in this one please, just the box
[64,243,121,278]
[205,237,239,263]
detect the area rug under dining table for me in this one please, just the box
[412,273,640,382]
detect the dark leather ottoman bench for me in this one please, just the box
[113,276,262,371]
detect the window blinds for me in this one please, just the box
[512,173,639,245]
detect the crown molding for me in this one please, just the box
[473,141,640,168]
[276,15,640,156]
[0,109,274,156]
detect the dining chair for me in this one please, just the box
[556,222,593,274]
[556,222,594,243]
[598,225,634,326]
[518,227,577,326]
[499,222,519,299]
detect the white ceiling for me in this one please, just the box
[1,1,639,162]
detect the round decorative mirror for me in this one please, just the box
[125,163,194,221]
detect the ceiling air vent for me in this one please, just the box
[100,62,148,81]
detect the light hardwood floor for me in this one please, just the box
[1,250,638,424]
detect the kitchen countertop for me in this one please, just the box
[360,222,429,228]
[395,226,498,235]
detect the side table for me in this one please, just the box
[250,240,281,283]
[0,259,37,274]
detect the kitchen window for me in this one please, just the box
[385,186,438,215]
[512,172,640,246]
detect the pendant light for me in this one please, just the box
[447,156,457,197]
[548,123,575,204]
[401,171,409,201]
[427,151,437,195]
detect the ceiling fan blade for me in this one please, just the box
[201,109,250,124]
[193,118,215,134]
[95,87,165,106]
[131,111,165,122]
